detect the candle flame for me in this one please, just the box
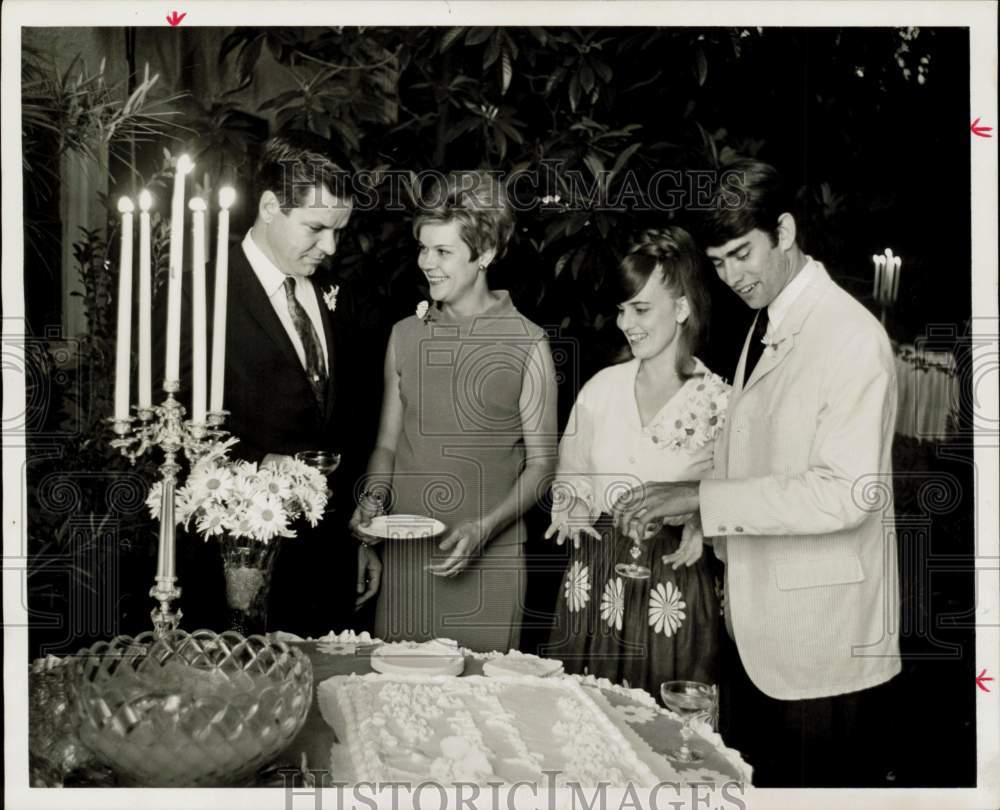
[176,154,194,175]
[218,186,237,210]
[139,190,153,211]
[188,197,207,212]
[117,196,135,214]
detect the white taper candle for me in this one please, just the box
[189,197,208,424]
[114,197,135,421]
[137,190,153,410]
[210,187,236,413]
[164,154,193,384]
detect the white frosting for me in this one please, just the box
[318,673,677,787]
[370,639,465,677]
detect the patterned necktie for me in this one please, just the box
[741,307,770,388]
[282,276,327,408]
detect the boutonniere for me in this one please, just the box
[322,284,339,313]
[761,333,786,352]
[416,300,435,324]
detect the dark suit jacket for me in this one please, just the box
[151,242,368,635]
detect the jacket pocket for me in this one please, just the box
[774,555,865,590]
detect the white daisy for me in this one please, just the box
[648,581,687,638]
[256,467,292,500]
[146,480,163,521]
[563,560,591,613]
[195,501,231,537]
[247,495,292,541]
[233,464,263,500]
[600,577,626,631]
[185,462,234,505]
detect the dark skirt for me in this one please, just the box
[374,531,526,653]
[543,514,722,695]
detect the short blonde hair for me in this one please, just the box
[412,171,514,262]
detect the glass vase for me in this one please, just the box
[219,535,280,636]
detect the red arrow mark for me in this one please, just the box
[971,118,993,138]
[166,10,186,26]
[976,669,993,693]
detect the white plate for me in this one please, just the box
[357,514,446,541]
[370,640,465,677]
[482,652,564,679]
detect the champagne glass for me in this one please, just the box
[660,680,716,763]
[614,521,657,580]
[294,450,341,476]
[295,451,341,512]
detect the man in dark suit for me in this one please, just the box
[155,132,380,637]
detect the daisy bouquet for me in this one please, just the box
[147,442,328,543]
[646,373,730,452]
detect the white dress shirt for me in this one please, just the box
[241,231,329,370]
[765,256,821,336]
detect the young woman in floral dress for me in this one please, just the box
[544,227,729,694]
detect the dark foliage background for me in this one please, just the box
[20,25,976,787]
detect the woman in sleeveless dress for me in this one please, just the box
[351,172,557,652]
[544,227,730,694]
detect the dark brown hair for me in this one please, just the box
[613,226,709,379]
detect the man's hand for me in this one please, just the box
[612,481,701,540]
[355,544,382,609]
[661,514,706,570]
[544,496,601,549]
[427,521,492,578]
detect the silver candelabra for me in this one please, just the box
[109,380,229,637]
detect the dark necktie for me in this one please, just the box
[283,276,327,408]
[742,307,770,388]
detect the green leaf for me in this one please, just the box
[484,35,501,70]
[609,142,642,182]
[495,119,524,144]
[580,65,595,94]
[545,66,566,97]
[528,27,548,45]
[439,27,467,53]
[554,251,572,278]
[568,73,582,112]
[695,47,708,86]
[500,47,513,95]
[583,152,605,180]
[494,126,508,160]
[465,27,495,47]
[592,58,613,84]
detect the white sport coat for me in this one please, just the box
[702,261,901,700]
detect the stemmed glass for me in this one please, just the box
[295,451,341,512]
[660,680,717,763]
[614,521,656,580]
[294,450,341,476]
